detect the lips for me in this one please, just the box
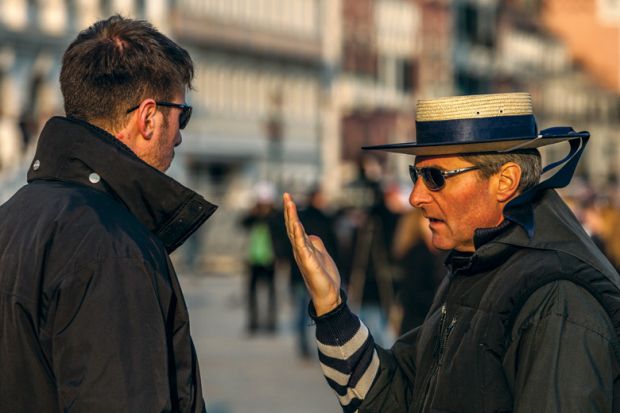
[426,215,444,223]
[427,217,446,230]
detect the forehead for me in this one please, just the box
[414,154,469,168]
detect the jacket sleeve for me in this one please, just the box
[311,291,418,413]
[43,257,175,413]
[503,280,620,413]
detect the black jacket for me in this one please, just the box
[0,117,216,412]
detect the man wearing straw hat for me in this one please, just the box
[284,92,620,412]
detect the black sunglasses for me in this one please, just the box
[126,101,193,129]
[409,165,480,191]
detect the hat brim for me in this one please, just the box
[362,132,589,156]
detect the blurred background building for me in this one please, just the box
[0,0,619,267]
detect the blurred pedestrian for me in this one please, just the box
[346,162,399,347]
[241,182,281,334]
[0,16,213,412]
[584,199,620,273]
[391,207,445,334]
[599,205,620,272]
[284,92,620,412]
[582,197,607,251]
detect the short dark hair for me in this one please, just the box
[60,15,194,131]
[460,149,542,193]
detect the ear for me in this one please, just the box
[136,98,158,140]
[495,162,521,203]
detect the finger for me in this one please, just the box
[308,235,327,253]
[283,193,299,242]
[285,193,300,224]
[283,193,291,238]
[293,220,309,250]
[289,207,308,252]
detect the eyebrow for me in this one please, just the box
[414,163,443,169]
[413,155,443,168]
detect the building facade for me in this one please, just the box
[452,0,620,189]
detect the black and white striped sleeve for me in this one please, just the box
[310,295,380,413]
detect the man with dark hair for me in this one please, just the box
[0,16,213,412]
[284,92,620,412]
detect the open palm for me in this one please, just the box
[283,193,341,316]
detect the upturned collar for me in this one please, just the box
[446,188,606,277]
[28,116,217,253]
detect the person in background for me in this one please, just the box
[391,207,445,334]
[344,157,400,347]
[583,198,620,273]
[0,16,213,412]
[241,182,281,334]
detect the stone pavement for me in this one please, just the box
[179,272,341,413]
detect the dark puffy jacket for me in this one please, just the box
[0,117,216,412]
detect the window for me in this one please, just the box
[40,0,67,34]
[2,0,28,29]
[398,58,416,93]
[461,3,496,48]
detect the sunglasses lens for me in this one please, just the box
[179,106,192,129]
[423,168,445,190]
[409,166,446,190]
[409,165,418,184]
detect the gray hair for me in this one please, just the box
[459,149,542,193]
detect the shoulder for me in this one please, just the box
[512,280,616,344]
[504,280,620,413]
[12,180,166,261]
[482,246,619,316]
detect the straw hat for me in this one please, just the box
[363,92,589,156]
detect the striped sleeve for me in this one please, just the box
[311,296,380,413]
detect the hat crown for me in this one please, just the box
[416,92,533,122]
[361,91,588,156]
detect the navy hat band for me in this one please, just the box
[416,114,538,145]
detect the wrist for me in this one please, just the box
[313,294,343,317]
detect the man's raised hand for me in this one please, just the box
[283,193,341,316]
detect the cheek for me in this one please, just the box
[159,126,175,150]
[445,186,494,231]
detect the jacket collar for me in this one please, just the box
[28,116,217,253]
[448,188,615,277]
[446,205,521,276]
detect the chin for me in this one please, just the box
[430,235,454,251]
[160,156,174,172]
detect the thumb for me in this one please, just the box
[308,235,327,252]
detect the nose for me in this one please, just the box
[409,179,433,208]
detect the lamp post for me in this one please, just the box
[265,88,284,189]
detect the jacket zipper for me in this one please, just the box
[415,303,458,412]
[438,315,457,367]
